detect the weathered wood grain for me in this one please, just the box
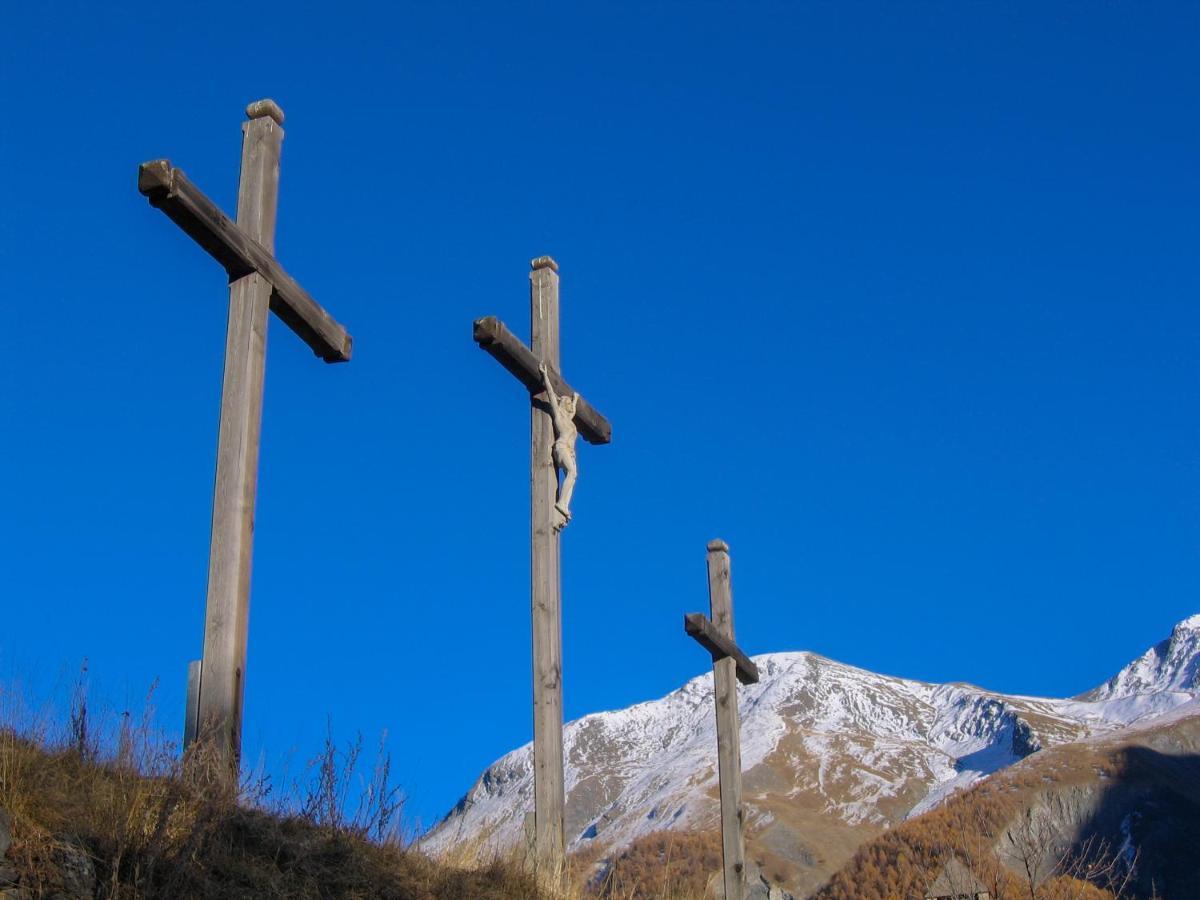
[530,260,566,879]
[138,160,352,363]
[684,612,760,685]
[473,316,611,445]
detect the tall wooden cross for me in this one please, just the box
[684,539,759,900]
[473,257,613,878]
[138,100,353,785]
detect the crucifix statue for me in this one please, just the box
[138,100,353,787]
[684,539,759,900]
[474,257,613,880]
[538,362,579,530]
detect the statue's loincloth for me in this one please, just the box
[552,439,576,466]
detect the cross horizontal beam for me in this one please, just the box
[473,315,612,445]
[684,612,760,685]
[138,160,353,363]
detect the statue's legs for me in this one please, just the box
[554,442,577,518]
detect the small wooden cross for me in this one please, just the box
[684,539,759,900]
[473,257,612,879]
[138,100,353,785]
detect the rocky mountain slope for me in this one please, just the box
[424,616,1200,895]
[815,705,1200,899]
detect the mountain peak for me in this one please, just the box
[1082,614,1200,701]
[1177,613,1200,633]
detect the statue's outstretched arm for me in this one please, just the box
[539,362,560,409]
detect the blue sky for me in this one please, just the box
[0,2,1197,830]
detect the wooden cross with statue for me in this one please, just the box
[685,539,759,900]
[138,100,353,786]
[473,257,612,879]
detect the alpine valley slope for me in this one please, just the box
[424,615,1200,891]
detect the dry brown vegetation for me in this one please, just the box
[585,830,722,899]
[0,678,548,900]
[0,677,727,900]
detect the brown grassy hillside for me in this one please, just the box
[0,718,546,900]
[583,830,722,899]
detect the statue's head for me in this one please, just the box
[559,394,578,417]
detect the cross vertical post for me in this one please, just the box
[195,101,282,783]
[684,539,759,900]
[530,257,565,874]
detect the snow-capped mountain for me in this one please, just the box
[1081,613,1200,701]
[424,616,1200,890]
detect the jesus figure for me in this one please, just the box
[539,362,578,530]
